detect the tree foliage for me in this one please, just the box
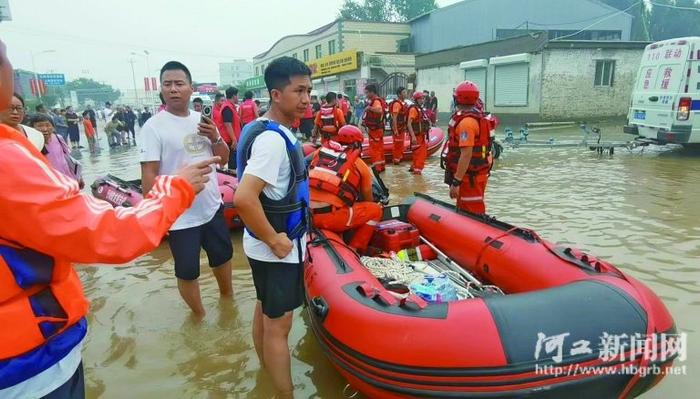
[600,0,700,41]
[339,0,437,22]
[64,78,121,106]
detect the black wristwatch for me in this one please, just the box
[451,177,462,187]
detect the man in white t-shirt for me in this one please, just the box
[234,57,312,399]
[140,61,232,317]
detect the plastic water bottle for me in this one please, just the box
[409,274,458,303]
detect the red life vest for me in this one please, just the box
[302,104,314,119]
[408,104,431,136]
[362,97,387,130]
[215,100,240,144]
[442,107,492,174]
[388,99,408,132]
[309,147,363,206]
[319,106,341,137]
[240,99,257,125]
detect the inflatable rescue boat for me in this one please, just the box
[304,193,677,398]
[90,170,242,229]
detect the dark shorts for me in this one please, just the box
[299,118,314,137]
[43,362,84,399]
[168,206,233,280]
[248,257,304,319]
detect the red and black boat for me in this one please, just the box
[304,193,677,398]
[90,170,242,229]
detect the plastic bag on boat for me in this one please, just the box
[409,274,458,303]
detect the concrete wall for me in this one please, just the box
[341,21,410,54]
[411,0,632,53]
[418,53,543,117]
[540,48,643,120]
[416,64,462,114]
[486,52,543,117]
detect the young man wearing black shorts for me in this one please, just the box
[235,57,312,399]
[140,61,232,317]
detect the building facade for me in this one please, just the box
[219,59,253,87]
[409,0,633,54]
[246,20,413,99]
[13,69,37,100]
[416,33,647,120]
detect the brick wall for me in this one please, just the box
[541,48,643,120]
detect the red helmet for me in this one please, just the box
[412,91,424,101]
[336,125,364,145]
[454,81,480,105]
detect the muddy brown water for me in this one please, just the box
[74,122,698,398]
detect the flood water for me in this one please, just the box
[75,122,699,398]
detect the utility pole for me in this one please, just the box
[128,57,140,106]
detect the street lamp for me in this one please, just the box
[128,57,140,106]
[132,50,155,106]
[30,49,56,101]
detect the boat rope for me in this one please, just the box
[342,383,359,398]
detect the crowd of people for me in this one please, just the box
[0,32,494,398]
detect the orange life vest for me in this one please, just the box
[362,97,387,130]
[309,147,363,207]
[408,104,431,136]
[319,106,341,137]
[388,99,408,132]
[442,108,492,174]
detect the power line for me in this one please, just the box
[649,1,700,12]
[551,1,642,41]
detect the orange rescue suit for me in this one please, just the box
[0,124,195,387]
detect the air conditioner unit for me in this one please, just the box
[368,56,383,65]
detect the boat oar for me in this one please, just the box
[419,235,483,289]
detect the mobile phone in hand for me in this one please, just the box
[201,105,212,123]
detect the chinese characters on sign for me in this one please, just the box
[660,67,673,90]
[534,331,686,364]
[306,50,359,79]
[37,73,66,87]
[646,46,685,62]
[643,68,653,90]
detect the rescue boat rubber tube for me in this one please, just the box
[90,170,242,229]
[304,194,676,398]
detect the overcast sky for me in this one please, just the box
[0,0,460,91]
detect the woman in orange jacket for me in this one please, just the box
[0,39,218,399]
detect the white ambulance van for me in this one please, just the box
[624,37,700,146]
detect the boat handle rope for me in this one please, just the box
[342,383,359,398]
[474,226,521,274]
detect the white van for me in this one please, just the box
[624,37,700,146]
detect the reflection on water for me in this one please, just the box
[77,124,698,398]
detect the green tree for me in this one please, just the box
[600,0,700,41]
[339,0,437,22]
[64,78,121,106]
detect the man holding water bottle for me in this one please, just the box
[140,61,233,317]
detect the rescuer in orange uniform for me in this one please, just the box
[0,39,218,398]
[361,84,387,173]
[388,87,408,165]
[443,81,493,214]
[312,91,345,147]
[309,125,382,253]
[407,91,431,175]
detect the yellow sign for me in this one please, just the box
[307,50,358,79]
